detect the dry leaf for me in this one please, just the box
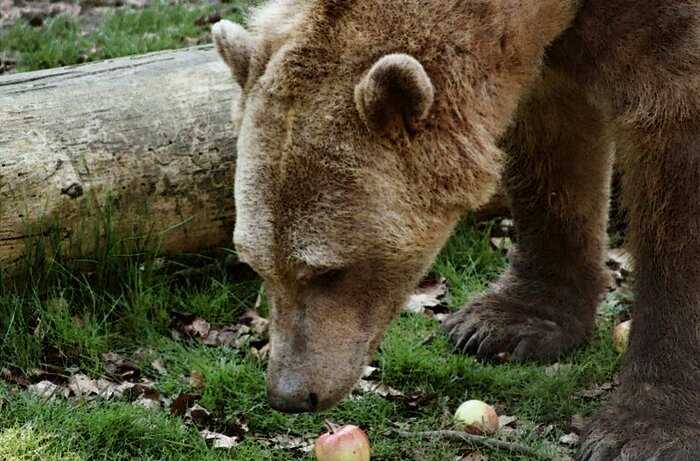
[151,360,167,375]
[48,3,81,17]
[134,397,161,410]
[170,393,202,416]
[103,352,140,382]
[221,418,249,439]
[200,430,239,449]
[267,434,314,452]
[1,367,30,387]
[131,381,163,410]
[362,366,378,379]
[403,277,450,315]
[559,433,580,447]
[0,0,12,18]
[239,310,269,336]
[68,374,100,397]
[498,415,517,430]
[186,404,212,427]
[398,390,436,412]
[110,382,137,400]
[355,379,404,398]
[138,384,161,401]
[190,370,205,390]
[28,368,67,385]
[490,237,513,252]
[28,381,61,400]
[170,310,268,350]
[190,318,211,337]
[250,343,270,362]
[0,52,17,75]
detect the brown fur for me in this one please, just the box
[444,68,613,363]
[214,1,700,458]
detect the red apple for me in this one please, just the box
[613,320,632,353]
[454,400,499,434]
[314,423,371,461]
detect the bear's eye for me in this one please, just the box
[312,268,346,287]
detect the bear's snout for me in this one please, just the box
[267,371,320,413]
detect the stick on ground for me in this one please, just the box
[395,429,538,457]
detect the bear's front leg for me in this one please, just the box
[444,70,612,362]
[579,121,700,460]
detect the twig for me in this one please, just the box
[394,429,538,457]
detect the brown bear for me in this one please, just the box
[212,1,700,459]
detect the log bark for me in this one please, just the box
[0,45,239,274]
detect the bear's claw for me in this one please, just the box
[444,292,590,362]
[579,396,700,461]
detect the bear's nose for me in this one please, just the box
[267,377,320,413]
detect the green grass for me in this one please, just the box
[0,1,259,73]
[0,218,621,461]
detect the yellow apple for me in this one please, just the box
[454,400,499,434]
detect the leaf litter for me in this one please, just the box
[1,220,635,455]
[1,307,276,451]
[169,308,269,356]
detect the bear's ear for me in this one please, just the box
[212,20,254,88]
[355,54,435,139]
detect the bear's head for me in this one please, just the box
[213,0,574,412]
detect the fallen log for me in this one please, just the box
[0,45,239,274]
